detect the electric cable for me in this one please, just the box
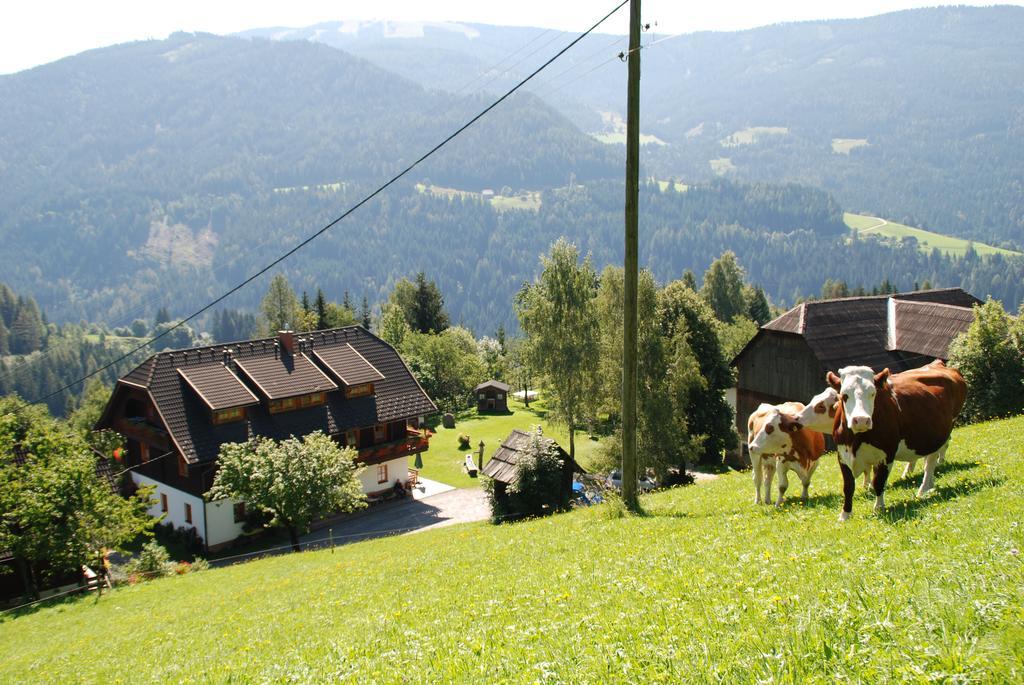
[28,0,631,406]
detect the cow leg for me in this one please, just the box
[762,459,776,506]
[872,462,891,514]
[775,462,789,507]
[752,455,764,504]
[839,462,855,522]
[862,467,872,489]
[917,444,947,498]
[801,461,818,503]
[902,459,916,479]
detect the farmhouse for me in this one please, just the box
[96,327,436,550]
[732,288,979,451]
[473,379,510,412]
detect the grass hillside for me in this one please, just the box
[2,416,1022,682]
[844,213,1021,258]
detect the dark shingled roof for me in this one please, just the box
[100,327,436,465]
[234,353,338,400]
[482,429,584,485]
[891,300,976,360]
[312,343,385,386]
[178,364,260,411]
[474,380,510,393]
[741,288,981,373]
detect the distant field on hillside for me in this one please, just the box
[3,415,1021,682]
[844,212,1021,257]
[416,183,542,212]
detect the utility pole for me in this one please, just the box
[622,0,641,512]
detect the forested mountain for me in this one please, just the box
[245,7,1024,249]
[1,16,1022,339]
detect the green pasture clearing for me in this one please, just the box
[414,183,479,201]
[415,184,541,211]
[418,395,606,488]
[489,192,541,212]
[710,157,736,174]
[720,126,789,147]
[831,137,869,154]
[655,179,688,193]
[273,181,345,194]
[592,131,667,146]
[845,212,1021,257]
[3,415,1022,682]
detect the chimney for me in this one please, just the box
[278,330,295,355]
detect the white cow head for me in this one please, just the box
[747,404,792,457]
[787,387,840,433]
[826,366,891,433]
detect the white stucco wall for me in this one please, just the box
[204,499,247,548]
[358,456,409,494]
[134,473,206,542]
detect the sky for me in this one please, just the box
[1,1,1017,75]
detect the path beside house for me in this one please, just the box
[300,487,489,548]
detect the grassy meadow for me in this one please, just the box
[419,396,607,488]
[844,212,1021,257]
[2,415,1022,683]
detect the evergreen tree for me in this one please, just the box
[0,318,8,356]
[359,296,372,329]
[10,297,44,354]
[744,284,771,325]
[682,270,698,291]
[412,272,450,334]
[301,291,311,314]
[154,306,171,326]
[0,283,16,327]
[314,289,328,330]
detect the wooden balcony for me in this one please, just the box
[358,432,430,465]
[115,417,171,450]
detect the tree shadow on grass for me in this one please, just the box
[877,474,1006,523]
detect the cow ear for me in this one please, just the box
[781,417,803,433]
[874,368,891,387]
[826,371,841,390]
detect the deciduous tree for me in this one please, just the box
[260,274,300,334]
[208,432,365,552]
[0,396,153,598]
[516,239,599,465]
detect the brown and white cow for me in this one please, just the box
[747,401,827,506]
[828,359,967,521]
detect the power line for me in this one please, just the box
[29,0,631,407]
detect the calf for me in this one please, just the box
[828,360,967,521]
[747,401,827,506]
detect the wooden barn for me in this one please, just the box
[474,380,510,413]
[732,288,980,453]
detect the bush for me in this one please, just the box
[154,521,206,558]
[123,541,175,581]
[948,300,1024,422]
[457,433,471,448]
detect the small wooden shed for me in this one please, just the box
[474,380,510,413]
[482,429,585,503]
